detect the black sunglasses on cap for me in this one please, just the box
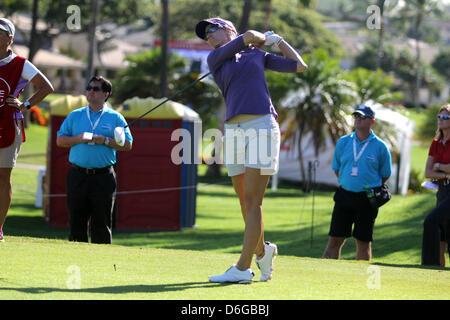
[353,113,369,119]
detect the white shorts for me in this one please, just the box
[0,122,23,168]
[223,114,280,176]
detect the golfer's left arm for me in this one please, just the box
[108,137,132,151]
[92,135,132,151]
[277,40,308,72]
[380,144,392,184]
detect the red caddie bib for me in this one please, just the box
[0,56,26,148]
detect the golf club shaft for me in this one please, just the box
[125,72,211,128]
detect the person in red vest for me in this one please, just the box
[0,18,54,242]
[422,103,450,267]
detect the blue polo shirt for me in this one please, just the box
[57,104,133,168]
[332,130,391,192]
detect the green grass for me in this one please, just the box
[17,123,48,166]
[405,109,431,182]
[405,109,428,137]
[1,237,448,300]
[2,168,449,300]
[1,122,449,300]
[411,144,429,180]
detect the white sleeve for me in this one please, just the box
[21,60,40,81]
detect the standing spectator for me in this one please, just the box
[422,104,450,267]
[56,76,132,244]
[195,17,307,283]
[0,18,54,242]
[322,105,392,261]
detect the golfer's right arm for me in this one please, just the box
[56,134,90,148]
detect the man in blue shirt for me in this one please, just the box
[322,105,391,261]
[57,76,132,244]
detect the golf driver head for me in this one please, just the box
[114,126,125,146]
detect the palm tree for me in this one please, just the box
[280,49,357,182]
[113,48,186,104]
[345,68,403,106]
[344,68,405,154]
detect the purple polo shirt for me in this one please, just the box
[207,35,297,121]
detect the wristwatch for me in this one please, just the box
[436,163,441,170]
[23,101,31,110]
[104,137,110,146]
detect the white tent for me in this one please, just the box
[275,101,415,195]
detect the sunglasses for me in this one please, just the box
[353,114,369,120]
[86,86,102,92]
[205,25,223,37]
[437,114,450,120]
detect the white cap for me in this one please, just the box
[0,18,15,38]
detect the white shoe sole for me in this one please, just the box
[209,279,253,284]
[209,265,254,284]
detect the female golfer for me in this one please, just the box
[0,18,54,242]
[423,103,450,267]
[195,17,307,283]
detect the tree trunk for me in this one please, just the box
[238,0,252,34]
[414,9,423,112]
[28,0,39,63]
[24,0,40,128]
[160,0,169,98]
[375,0,385,70]
[264,0,272,31]
[86,0,99,85]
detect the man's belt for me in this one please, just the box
[71,164,112,175]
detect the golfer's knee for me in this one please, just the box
[323,237,345,259]
[328,237,345,249]
[243,196,262,212]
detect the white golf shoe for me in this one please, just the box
[255,241,278,281]
[209,265,254,284]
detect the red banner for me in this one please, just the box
[154,39,211,51]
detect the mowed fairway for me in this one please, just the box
[0,237,449,300]
[0,124,449,300]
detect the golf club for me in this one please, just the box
[113,72,211,146]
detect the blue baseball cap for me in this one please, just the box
[195,17,237,40]
[352,105,375,119]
